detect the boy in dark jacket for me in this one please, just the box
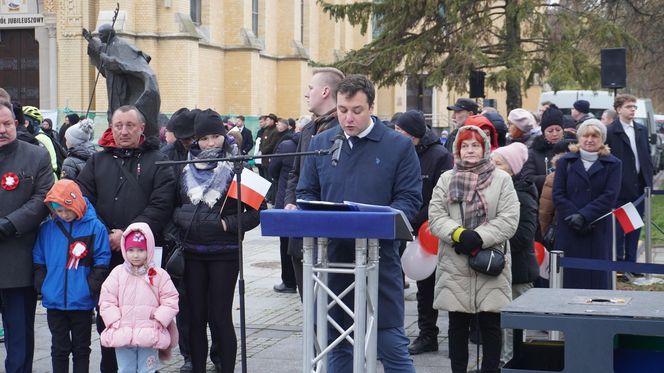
[33,179,111,373]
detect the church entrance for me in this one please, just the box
[0,28,39,106]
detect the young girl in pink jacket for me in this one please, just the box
[99,222,179,373]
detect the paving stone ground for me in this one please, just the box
[5,226,663,372]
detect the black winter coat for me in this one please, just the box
[61,142,96,180]
[413,128,453,232]
[285,113,339,257]
[173,156,263,261]
[268,131,298,209]
[522,135,556,194]
[77,133,176,267]
[510,174,540,284]
[160,140,189,177]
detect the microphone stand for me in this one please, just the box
[156,144,338,373]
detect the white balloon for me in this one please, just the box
[401,239,438,281]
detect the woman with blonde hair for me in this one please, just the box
[552,119,621,289]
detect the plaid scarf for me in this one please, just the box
[448,158,495,229]
[183,148,234,208]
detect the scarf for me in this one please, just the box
[448,158,495,229]
[183,148,234,208]
[579,149,598,171]
[123,262,149,276]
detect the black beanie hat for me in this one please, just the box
[395,110,427,138]
[540,107,564,133]
[168,108,195,139]
[194,109,227,140]
[66,113,80,125]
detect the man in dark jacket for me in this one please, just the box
[235,115,254,155]
[445,98,479,153]
[77,105,175,372]
[394,110,453,355]
[298,75,421,372]
[606,94,654,263]
[0,101,54,372]
[283,67,345,297]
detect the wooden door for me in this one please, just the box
[0,29,39,106]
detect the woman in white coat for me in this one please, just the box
[429,126,520,373]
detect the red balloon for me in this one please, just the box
[534,241,546,266]
[418,221,439,256]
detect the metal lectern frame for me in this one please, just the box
[260,209,412,373]
[302,236,380,373]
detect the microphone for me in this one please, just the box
[331,134,344,167]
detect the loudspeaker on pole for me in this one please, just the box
[469,71,486,98]
[601,48,626,89]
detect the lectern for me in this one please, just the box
[261,209,412,373]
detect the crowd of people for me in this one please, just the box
[0,73,654,373]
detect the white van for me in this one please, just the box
[539,90,613,118]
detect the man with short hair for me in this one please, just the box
[606,94,653,265]
[601,109,617,126]
[234,115,254,155]
[0,101,54,372]
[283,67,344,296]
[394,110,453,355]
[298,75,421,372]
[571,99,594,126]
[444,98,479,153]
[77,105,175,372]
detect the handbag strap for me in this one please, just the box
[458,203,505,254]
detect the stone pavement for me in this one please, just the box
[10,227,470,373]
[3,225,664,372]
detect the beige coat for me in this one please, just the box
[429,168,520,314]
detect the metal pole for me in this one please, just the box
[365,239,380,373]
[612,212,617,290]
[316,238,329,373]
[233,164,248,373]
[352,239,368,373]
[549,250,563,341]
[645,187,653,281]
[303,237,315,373]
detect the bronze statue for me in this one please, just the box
[83,24,161,136]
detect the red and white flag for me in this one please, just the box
[227,169,272,210]
[613,202,644,234]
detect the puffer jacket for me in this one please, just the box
[99,222,179,349]
[33,198,111,310]
[429,167,520,314]
[61,142,97,180]
[510,174,539,284]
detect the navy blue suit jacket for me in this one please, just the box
[605,119,653,205]
[297,118,422,329]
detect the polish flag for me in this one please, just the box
[613,202,644,234]
[227,168,272,210]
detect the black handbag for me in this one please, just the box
[166,204,201,278]
[468,246,506,276]
[459,204,506,277]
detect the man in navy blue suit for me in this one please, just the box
[605,94,654,264]
[297,75,421,372]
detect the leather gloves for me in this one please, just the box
[564,213,586,233]
[452,227,483,255]
[0,218,16,239]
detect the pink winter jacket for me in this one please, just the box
[99,223,179,350]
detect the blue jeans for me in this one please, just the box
[115,347,159,373]
[327,327,415,373]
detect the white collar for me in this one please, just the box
[345,119,375,139]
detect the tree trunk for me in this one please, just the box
[504,0,522,111]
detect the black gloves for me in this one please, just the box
[564,214,586,233]
[0,218,16,239]
[456,229,483,255]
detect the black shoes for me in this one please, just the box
[273,282,297,293]
[408,335,439,355]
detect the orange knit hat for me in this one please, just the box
[44,179,87,220]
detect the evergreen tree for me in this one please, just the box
[318,0,635,111]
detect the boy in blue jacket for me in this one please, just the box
[33,179,111,373]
